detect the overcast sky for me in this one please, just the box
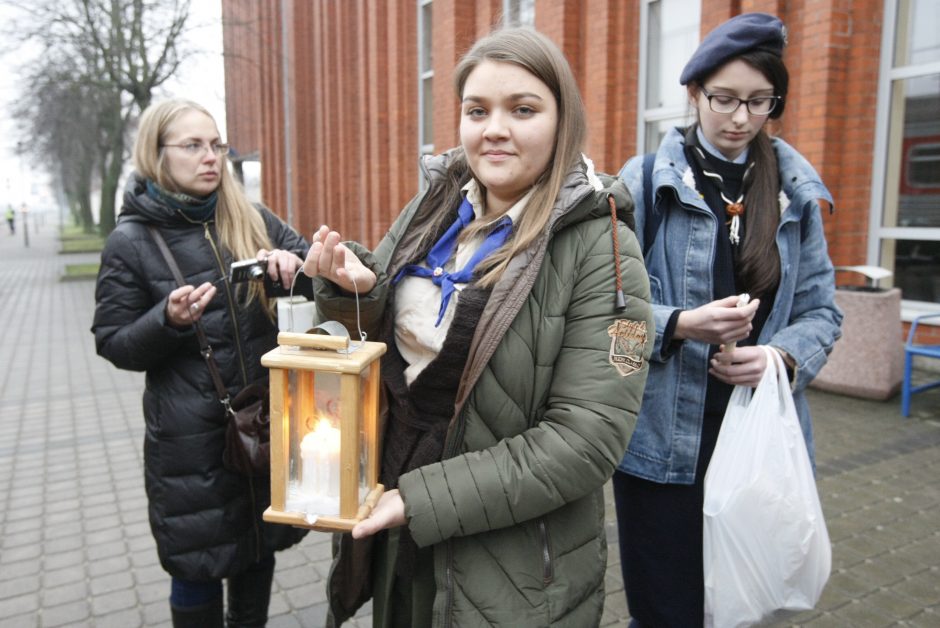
[0,1,226,210]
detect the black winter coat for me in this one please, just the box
[92,173,307,580]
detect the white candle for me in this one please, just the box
[300,418,341,506]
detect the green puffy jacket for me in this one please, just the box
[316,151,653,627]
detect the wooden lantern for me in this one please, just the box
[261,332,386,532]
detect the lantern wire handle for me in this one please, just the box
[289,264,368,354]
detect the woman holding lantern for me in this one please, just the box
[304,27,653,628]
[92,99,307,627]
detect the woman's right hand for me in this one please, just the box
[674,295,759,345]
[303,225,377,294]
[165,282,217,329]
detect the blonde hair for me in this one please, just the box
[134,99,272,302]
[421,27,587,288]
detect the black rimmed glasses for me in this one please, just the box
[700,88,781,116]
[161,142,231,156]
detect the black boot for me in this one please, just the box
[226,555,276,627]
[171,595,224,628]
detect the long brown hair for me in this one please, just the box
[689,49,788,298]
[134,99,272,302]
[416,27,587,288]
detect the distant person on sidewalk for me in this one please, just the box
[5,205,13,234]
[91,99,309,627]
[612,13,843,627]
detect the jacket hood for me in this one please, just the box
[420,149,633,233]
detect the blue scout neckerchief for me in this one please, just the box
[393,196,513,326]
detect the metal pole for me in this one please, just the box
[21,206,29,248]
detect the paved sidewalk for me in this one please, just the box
[1,226,938,627]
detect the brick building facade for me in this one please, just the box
[221,0,940,341]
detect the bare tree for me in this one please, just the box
[5,0,192,235]
[14,55,120,233]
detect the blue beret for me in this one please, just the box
[680,13,787,85]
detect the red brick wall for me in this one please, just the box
[221,0,885,265]
[222,1,940,344]
[220,0,262,159]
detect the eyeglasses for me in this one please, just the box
[700,88,781,116]
[161,142,231,156]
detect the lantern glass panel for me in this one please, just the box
[285,369,342,516]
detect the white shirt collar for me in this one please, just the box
[462,178,532,225]
[696,126,749,164]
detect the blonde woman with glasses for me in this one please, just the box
[92,99,308,627]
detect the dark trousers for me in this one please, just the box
[613,411,722,628]
[170,555,276,628]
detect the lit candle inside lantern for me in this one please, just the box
[300,418,341,509]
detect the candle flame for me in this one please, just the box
[301,417,341,454]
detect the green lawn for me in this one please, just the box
[59,224,105,253]
[62,262,100,281]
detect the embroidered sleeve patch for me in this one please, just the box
[607,319,647,377]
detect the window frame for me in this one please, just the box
[868,0,940,319]
[636,0,700,154]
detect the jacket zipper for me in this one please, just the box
[538,518,554,585]
[203,222,261,557]
[203,222,249,387]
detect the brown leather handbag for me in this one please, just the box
[149,225,270,477]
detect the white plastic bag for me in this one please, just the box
[703,346,831,628]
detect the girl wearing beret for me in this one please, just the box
[613,13,842,626]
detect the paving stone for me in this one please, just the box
[41,581,88,607]
[86,540,127,560]
[41,550,84,572]
[42,521,83,541]
[0,612,38,628]
[284,581,328,609]
[1,528,43,550]
[0,592,40,619]
[0,575,40,601]
[0,559,41,581]
[87,554,129,578]
[89,572,133,596]
[90,588,137,615]
[274,564,323,590]
[39,600,90,628]
[43,534,84,554]
[134,564,169,586]
[93,606,142,627]
[136,580,167,605]
[41,565,85,589]
[142,600,171,626]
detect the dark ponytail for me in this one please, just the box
[725,48,789,297]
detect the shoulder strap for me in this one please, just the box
[641,152,661,257]
[147,225,233,414]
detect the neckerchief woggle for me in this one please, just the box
[393,196,513,327]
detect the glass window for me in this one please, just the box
[640,0,700,153]
[894,239,940,304]
[504,0,535,27]
[873,0,940,307]
[418,0,434,165]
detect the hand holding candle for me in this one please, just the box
[720,293,751,356]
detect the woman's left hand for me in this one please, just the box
[351,489,406,539]
[256,248,304,292]
[709,345,768,387]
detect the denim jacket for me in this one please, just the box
[616,127,843,484]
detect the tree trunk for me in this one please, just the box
[97,106,125,237]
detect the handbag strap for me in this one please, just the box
[147,225,235,416]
